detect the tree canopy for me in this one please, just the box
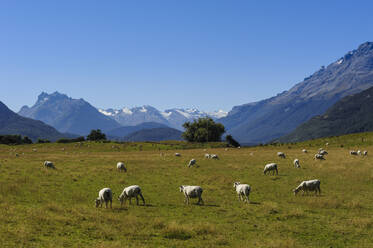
[87,129,106,141]
[182,117,225,142]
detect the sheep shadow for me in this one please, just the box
[249,201,261,205]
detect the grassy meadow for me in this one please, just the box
[1,134,373,248]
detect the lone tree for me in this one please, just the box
[182,117,225,142]
[226,134,240,147]
[87,129,106,141]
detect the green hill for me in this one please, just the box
[279,86,373,143]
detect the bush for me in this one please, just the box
[37,139,51,143]
[225,135,240,147]
[0,135,34,145]
[56,136,85,143]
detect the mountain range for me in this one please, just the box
[279,86,373,142]
[220,41,373,144]
[99,106,227,130]
[0,101,67,141]
[4,41,373,143]
[19,92,122,135]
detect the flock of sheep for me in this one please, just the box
[41,145,368,208]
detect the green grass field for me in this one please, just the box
[1,134,373,248]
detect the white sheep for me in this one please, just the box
[293,159,300,168]
[318,150,328,155]
[210,154,219,160]
[363,151,368,156]
[179,185,204,205]
[188,159,196,167]
[293,179,321,195]
[204,153,211,159]
[350,151,358,155]
[314,154,325,160]
[264,163,278,175]
[117,162,127,172]
[357,150,362,156]
[302,149,307,153]
[44,161,55,169]
[233,182,251,203]
[175,153,181,157]
[95,188,113,208]
[118,185,145,206]
[277,152,286,159]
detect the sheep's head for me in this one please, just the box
[179,186,184,192]
[95,198,100,207]
[233,182,240,188]
[293,188,300,195]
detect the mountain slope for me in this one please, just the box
[219,41,373,144]
[0,101,67,141]
[99,106,227,130]
[279,86,373,142]
[123,127,183,142]
[19,92,121,135]
[107,122,170,138]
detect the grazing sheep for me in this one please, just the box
[302,149,307,153]
[95,188,113,208]
[357,150,362,156]
[117,162,127,172]
[179,185,204,205]
[188,159,196,167]
[314,154,325,160]
[293,159,300,168]
[350,151,358,155]
[325,142,329,146]
[318,150,328,155]
[293,179,321,196]
[175,153,181,157]
[204,153,211,159]
[118,185,145,206]
[44,161,55,169]
[264,163,278,175]
[32,148,37,152]
[277,152,286,159]
[233,182,251,203]
[363,151,368,156]
[210,154,219,160]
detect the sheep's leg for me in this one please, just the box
[198,196,204,205]
[245,195,249,203]
[237,194,241,201]
[139,193,145,205]
[129,197,132,205]
[276,169,278,175]
[136,195,139,205]
[105,201,108,209]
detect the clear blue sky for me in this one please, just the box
[1,1,372,112]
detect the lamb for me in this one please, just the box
[363,151,368,156]
[293,159,300,168]
[210,154,219,160]
[350,151,358,155]
[293,179,321,195]
[302,149,307,153]
[179,185,204,205]
[277,152,286,159]
[314,154,325,160]
[264,163,278,175]
[118,185,145,206]
[117,162,127,172]
[188,159,196,167]
[44,161,55,169]
[95,188,113,208]
[233,182,251,203]
[175,153,181,157]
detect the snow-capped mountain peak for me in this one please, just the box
[99,105,227,130]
